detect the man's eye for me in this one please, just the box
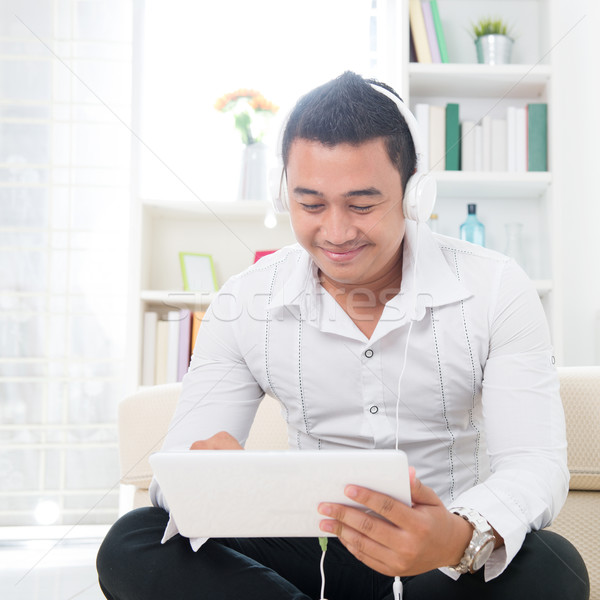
[352,205,374,213]
[301,203,324,211]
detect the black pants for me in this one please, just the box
[96,507,589,600]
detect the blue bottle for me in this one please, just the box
[460,203,485,247]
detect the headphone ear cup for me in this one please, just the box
[403,173,437,222]
[279,172,289,212]
[269,168,289,213]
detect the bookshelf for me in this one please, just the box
[397,0,560,353]
[129,0,562,388]
[131,198,296,387]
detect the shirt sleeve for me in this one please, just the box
[149,282,266,545]
[443,259,569,581]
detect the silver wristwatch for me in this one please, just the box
[447,508,496,574]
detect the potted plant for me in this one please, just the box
[471,17,514,65]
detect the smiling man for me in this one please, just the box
[287,138,406,338]
[97,72,589,600]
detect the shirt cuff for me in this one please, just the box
[440,484,532,581]
[159,513,209,551]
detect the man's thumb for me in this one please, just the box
[408,466,441,507]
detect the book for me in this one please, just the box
[165,310,181,384]
[409,28,417,63]
[506,106,517,172]
[445,103,460,170]
[414,103,430,172]
[421,1,441,63]
[481,115,492,172]
[474,123,483,171]
[190,310,206,356]
[254,250,276,263]
[429,0,449,63]
[428,105,446,171]
[491,118,507,172]
[409,0,432,63]
[461,120,476,172]
[154,319,169,385]
[515,107,527,172]
[527,103,548,171]
[142,311,158,386]
[177,309,192,382]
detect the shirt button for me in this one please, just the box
[364,349,374,358]
[369,405,379,414]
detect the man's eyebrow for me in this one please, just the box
[293,187,324,197]
[292,186,383,198]
[343,187,382,198]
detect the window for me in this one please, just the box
[0,0,132,526]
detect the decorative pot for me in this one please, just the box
[475,34,513,65]
[238,141,268,201]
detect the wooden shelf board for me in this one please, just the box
[141,290,215,307]
[142,198,277,219]
[142,172,550,217]
[409,63,551,99]
[433,171,551,198]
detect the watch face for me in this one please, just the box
[472,539,495,572]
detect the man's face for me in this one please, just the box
[287,137,406,291]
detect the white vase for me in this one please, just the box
[475,34,513,65]
[238,141,268,201]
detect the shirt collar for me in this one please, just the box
[268,223,472,323]
[268,246,320,321]
[391,220,472,322]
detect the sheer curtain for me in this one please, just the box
[0,0,132,526]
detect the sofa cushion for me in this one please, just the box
[547,490,598,598]
[558,367,600,491]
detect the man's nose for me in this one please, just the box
[321,207,358,245]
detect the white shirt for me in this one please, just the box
[150,221,568,581]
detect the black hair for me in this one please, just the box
[281,71,416,191]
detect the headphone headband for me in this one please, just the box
[368,83,425,175]
[272,80,436,221]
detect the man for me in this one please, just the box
[97,72,589,599]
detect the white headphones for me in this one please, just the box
[271,82,436,222]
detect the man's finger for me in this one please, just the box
[318,501,397,544]
[190,431,243,450]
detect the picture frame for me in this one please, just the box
[179,252,218,293]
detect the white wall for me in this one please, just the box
[553,0,600,365]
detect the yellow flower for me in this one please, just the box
[249,94,279,113]
[214,88,279,145]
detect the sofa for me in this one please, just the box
[118,366,599,598]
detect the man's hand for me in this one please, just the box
[190,431,243,450]
[317,467,478,577]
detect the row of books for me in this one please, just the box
[409,0,448,63]
[415,103,548,173]
[141,309,205,386]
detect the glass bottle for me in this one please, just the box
[459,203,485,247]
[504,222,527,272]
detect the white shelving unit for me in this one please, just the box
[129,198,296,386]
[129,0,562,387]
[395,0,560,353]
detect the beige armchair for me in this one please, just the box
[118,367,599,598]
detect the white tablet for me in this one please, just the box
[149,449,411,538]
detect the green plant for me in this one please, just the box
[214,89,279,146]
[471,17,512,39]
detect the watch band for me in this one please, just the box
[447,507,496,574]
